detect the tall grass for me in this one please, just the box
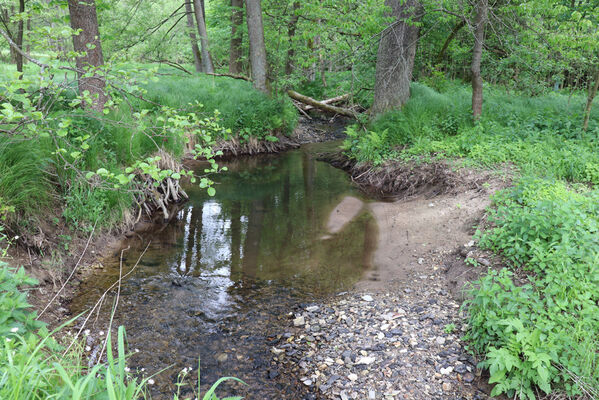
[346,81,599,184]
[138,74,298,139]
[0,136,52,220]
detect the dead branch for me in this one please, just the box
[303,93,350,111]
[287,90,355,117]
[206,72,251,81]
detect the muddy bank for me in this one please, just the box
[320,152,505,200]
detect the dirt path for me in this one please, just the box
[273,177,506,399]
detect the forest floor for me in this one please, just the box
[273,161,512,399]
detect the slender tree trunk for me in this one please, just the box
[67,0,107,112]
[15,0,24,75]
[471,0,488,120]
[285,1,299,75]
[435,19,465,66]
[192,0,214,73]
[25,16,30,55]
[184,0,202,72]
[583,68,599,131]
[229,0,244,74]
[371,0,422,114]
[246,0,269,93]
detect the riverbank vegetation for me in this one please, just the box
[1,0,599,398]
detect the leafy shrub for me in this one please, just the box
[465,179,599,399]
[0,265,43,337]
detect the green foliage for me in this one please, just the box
[138,74,297,140]
[346,82,599,184]
[0,265,43,337]
[0,136,52,220]
[464,179,599,399]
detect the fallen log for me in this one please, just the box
[287,90,355,118]
[304,93,350,111]
[206,72,251,81]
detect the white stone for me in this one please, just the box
[440,367,453,375]
[355,356,376,365]
[348,373,358,382]
[362,295,374,302]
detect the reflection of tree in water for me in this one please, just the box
[70,145,378,400]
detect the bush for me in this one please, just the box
[464,179,599,399]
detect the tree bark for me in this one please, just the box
[246,0,269,93]
[471,0,488,120]
[435,19,465,66]
[184,0,202,72]
[67,0,108,112]
[15,0,24,75]
[285,1,300,75]
[192,0,214,73]
[583,68,599,131]
[371,0,422,115]
[229,0,244,74]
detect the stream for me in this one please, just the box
[70,141,377,399]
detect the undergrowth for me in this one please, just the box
[466,179,599,399]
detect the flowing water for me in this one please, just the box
[71,141,376,399]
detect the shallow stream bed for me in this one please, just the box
[70,141,376,399]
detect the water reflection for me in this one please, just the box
[71,142,376,398]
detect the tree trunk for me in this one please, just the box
[192,0,214,73]
[229,0,244,74]
[371,0,422,115]
[583,68,599,131]
[246,0,269,93]
[184,0,202,72]
[15,0,24,75]
[471,0,488,120]
[67,0,107,112]
[285,1,299,75]
[435,19,465,66]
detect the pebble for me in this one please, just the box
[273,273,488,400]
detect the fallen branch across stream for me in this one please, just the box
[303,93,350,111]
[287,90,355,118]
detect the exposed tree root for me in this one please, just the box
[320,152,491,200]
[212,135,300,157]
[131,149,188,222]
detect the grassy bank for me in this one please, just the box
[343,82,599,399]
